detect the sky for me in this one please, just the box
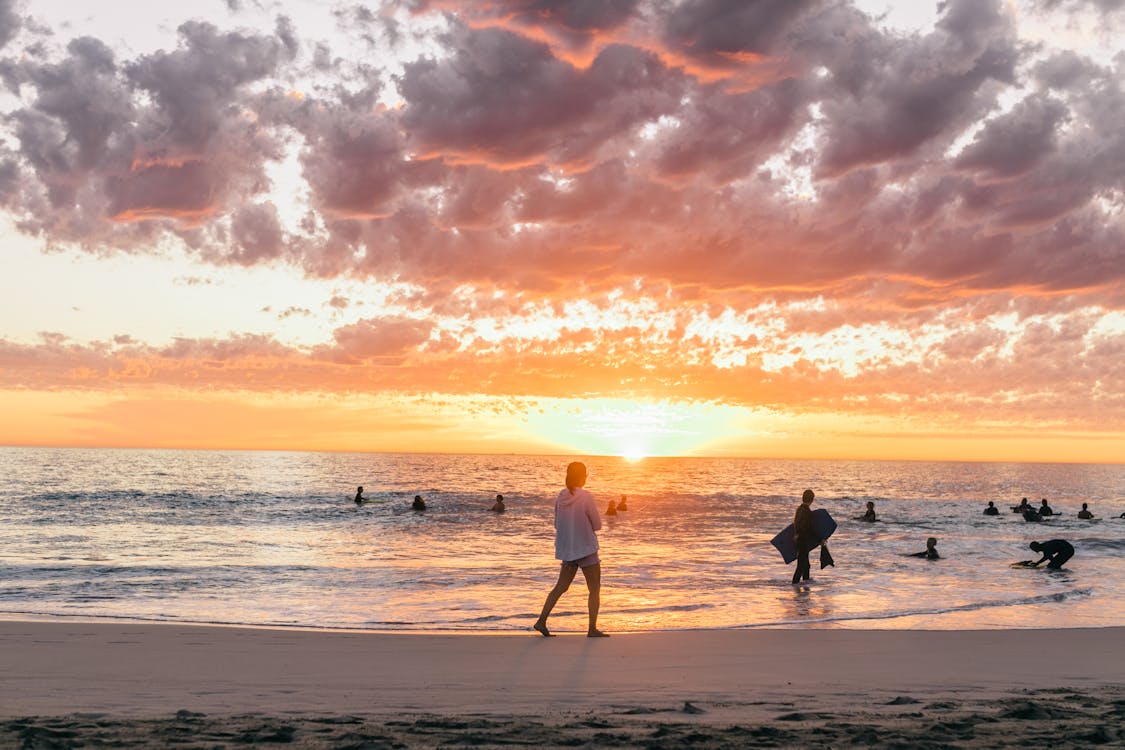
[1,0,1124,462]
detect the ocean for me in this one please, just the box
[1,447,1122,633]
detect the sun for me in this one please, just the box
[525,398,741,458]
[621,446,647,461]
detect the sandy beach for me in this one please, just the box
[1,620,1122,747]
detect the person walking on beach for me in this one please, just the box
[1027,539,1074,569]
[793,489,819,585]
[534,461,608,638]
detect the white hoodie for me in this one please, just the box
[554,486,602,562]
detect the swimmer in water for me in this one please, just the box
[1077,503,1093,519]
[858,501,876,522]
[491,494,506,512]
[1038,498,1054,516]
[606,499,617,516]
[983,501,999,516]
[908,537,940,560]
[412,495,426,511]
[354,486,368,505]
[617,495,628,511]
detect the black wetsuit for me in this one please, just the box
[983,506,999,516]
[1034,540,1074,569]
[793,503,816,584]
[911,548,939,559]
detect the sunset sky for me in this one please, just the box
[2,0,1124,462]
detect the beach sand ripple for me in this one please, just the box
[3,688,1122,750]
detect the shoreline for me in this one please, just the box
[3,620,1122,747]
[2,609,1120,634]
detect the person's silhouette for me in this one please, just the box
[534,462,607,638]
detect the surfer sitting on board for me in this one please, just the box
[983,501,999,515]
[908,537,940,560]
[1038,498,1054,516]
[857,501,876,522]
[1017,539,1074,570]
[354,486,368,505]
[1077,503,1093,519]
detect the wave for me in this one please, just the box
[0,587,1100,634]
[719,587,1096,629]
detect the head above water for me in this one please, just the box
[987,501,995,507]
[1081,502,1088,510]
[802,489,814,504]
[866,501,874,509]
[496,494,503,501]
[926,537,937,548]
[565,462,588,493]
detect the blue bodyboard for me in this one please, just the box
[770,509,837,564]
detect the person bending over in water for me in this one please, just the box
[1012,497,1031,513]
[909,537,940,559]
[534,462,608,638]
[858,501,876,522]
[1077,503,1093,519]
[412,495,426,511]
[617,495,628,511]
[1038,498,1054,516]
[491,494,506,513]
[354,486,368,505]
[1026,540,1074,569]
[983,501,999,516]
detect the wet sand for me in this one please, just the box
[1,621,1122,748]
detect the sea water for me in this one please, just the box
[1,447,1122,632]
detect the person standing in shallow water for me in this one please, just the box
[534,462,608,638]
[793,489,818,585]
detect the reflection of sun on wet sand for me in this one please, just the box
[1,621,1122,747]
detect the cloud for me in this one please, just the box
[2,0,1125,449]
[0,0,19,50]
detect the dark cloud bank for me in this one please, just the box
[0,0,1119,303]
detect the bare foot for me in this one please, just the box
[533,621,554,637]
[587,629,609,637]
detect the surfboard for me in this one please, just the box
[770,509,837,564]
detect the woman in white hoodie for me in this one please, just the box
[533,461,608,637]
